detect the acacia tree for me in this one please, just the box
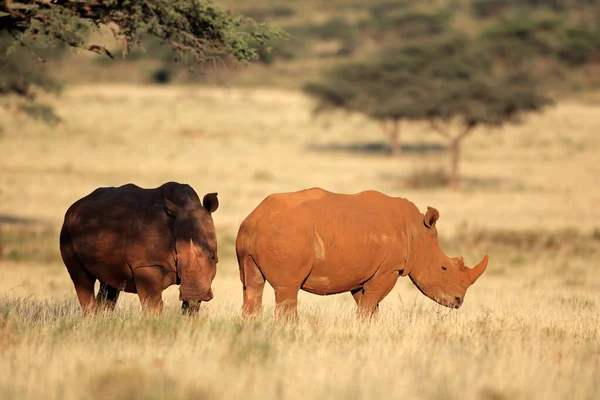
[305,34,552,187]
[304,61,427,156]
[0,0,282,120]
[411,36,552,187]
[306,63,408,156]
[304,8,451,157]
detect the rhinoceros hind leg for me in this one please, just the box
[97,282,121,311]
[353,271,398,321]
[60,234,97,314]
[274,286,299,323]
[69,271,97,314]
[240,255,265,319]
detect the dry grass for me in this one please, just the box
[0,84,599,399]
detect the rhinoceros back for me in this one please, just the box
[61,184,171,291]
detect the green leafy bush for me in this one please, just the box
[362,8,451,43]
[482,15,563,62]
[472,0,600,18]
[242,5,295,20]
[557,26,600,65]
[151,68,172,85]
[0,33,63,125]
[369,1,411,20]
[287,17,359,56]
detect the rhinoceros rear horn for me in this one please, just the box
[468,254,489,285]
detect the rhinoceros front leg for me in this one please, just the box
[274,286,300,323]
[132,267,165,315]
[352,270,398,320]
[97,282,121,311]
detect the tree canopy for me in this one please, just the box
[0,0,281,63]
[305,33,552,187]
[0,31,63,123]
[0,0,283,122]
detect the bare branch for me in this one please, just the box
[455,123,476,142]
[10,32,45,63]
[429,119,451,139]
[108,24,129,58]
[86,44,114,59]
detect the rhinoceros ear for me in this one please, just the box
[424,206,439,228]
[202,193,219,214]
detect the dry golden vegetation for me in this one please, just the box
[0,85,599,400]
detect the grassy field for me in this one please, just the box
[0,85,599,399]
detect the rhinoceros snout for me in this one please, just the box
[437,295,463,309]
[455,296,463,307]
[202,289,214,302]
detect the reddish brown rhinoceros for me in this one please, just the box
[60,182,219,314]
[236,188,488,321]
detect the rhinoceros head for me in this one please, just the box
[164,189,219,305]
[407,206,488,309]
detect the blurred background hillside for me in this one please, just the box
[10,0,600,88]
[3,0,600,89]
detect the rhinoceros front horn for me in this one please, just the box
[467,254,489,285]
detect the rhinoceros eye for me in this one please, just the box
[441,266,447,271]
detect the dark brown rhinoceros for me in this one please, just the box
[236,188,488,321]
[60,182,219,314]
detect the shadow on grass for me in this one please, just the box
[0,214,40,225]
[0,220,59,263]
[380,171,511,190]
[306,141,447,156]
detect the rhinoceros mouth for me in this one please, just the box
[432,295,462,309]
[442,298,462,309]
[408,275,462,309]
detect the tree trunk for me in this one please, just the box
[446,125,473,189]
[447,138,461,189]
[428,119,476,189]
[388,119,401,156]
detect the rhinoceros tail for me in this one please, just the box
[235,221,264,290]
[236,231,247,288]
[236,223,266,318]
[59,208,88,281]
[59,222,86,285]
[236,219,251,287]
[236,226,256,288]
[59,219,71,256]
